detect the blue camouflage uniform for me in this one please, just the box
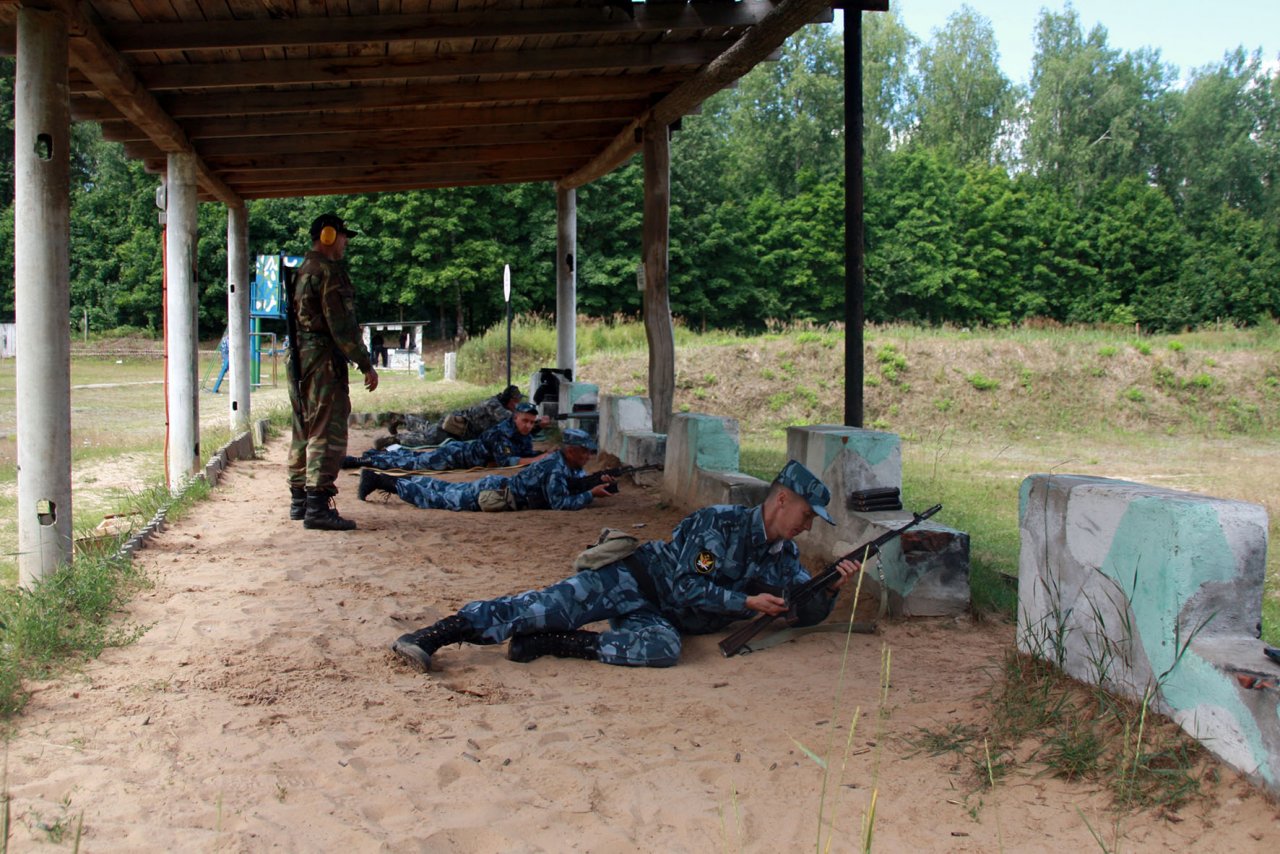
[457,502,837,667]
[363,417,535,472]
[393,449,593,512]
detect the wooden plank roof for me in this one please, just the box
[1,1,885,205]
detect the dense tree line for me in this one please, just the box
[0,5,1277,336]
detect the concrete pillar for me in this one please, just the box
[227,204,251,434]
[165,152,199,490]
[15,8,72,588]
[556,186,577,376]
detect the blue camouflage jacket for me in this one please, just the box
[507,451,593,511]
[632,504,836,634]
[478,418,536,467]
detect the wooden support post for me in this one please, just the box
[165,152,200,490]
[227,203,251,434]
[15,7,72,588]
[642,119,675,435]
[556,186,577,377]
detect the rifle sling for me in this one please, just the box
[621,554,662,606]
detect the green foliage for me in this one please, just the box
[966,372,1000,391]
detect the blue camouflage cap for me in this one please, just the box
[774,460,834,525]
[561,428,597,452]
[514,402,537,414]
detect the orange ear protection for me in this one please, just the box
[319,225,338,246]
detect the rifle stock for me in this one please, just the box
[718,503,942,657]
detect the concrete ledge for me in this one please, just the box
[1018,473,1278,793]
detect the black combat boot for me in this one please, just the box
[506,630,601,663]
[391,614,479,673]
[302,490,357,531]
[340,455,370,470]
[289,487,307,521]
[358,468,401,501]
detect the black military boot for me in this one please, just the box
[358,468,401,501]
[340,455,370,470]
[506,630,601,663]
[391,615,479,673]
[303,490,357,531]
[289,487,307,521]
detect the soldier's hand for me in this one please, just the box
[828,558,861,592]
[590,482,614,498]
[364,368,379,391]
[745,592,787,616]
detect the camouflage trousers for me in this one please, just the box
[393,413,450,448]
[394,473,509,511]
[458,562,683,667]
[365,441,468,472]
[287,345,351,493]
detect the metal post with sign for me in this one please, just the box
[504,264,512,388]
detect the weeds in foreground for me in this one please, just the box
[912,650,1213,816]
[0,473,214,721]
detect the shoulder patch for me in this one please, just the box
[694,550,716,574]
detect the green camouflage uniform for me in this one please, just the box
[287,250,373,494]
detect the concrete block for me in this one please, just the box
[787,425,901,499]
[598,394,653,458]
[663,413,743,509]
[1018,473,1278,793]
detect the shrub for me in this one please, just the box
[967,373,999,391]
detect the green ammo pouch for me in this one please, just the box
[573,528,642,571]
[477,487,517,512]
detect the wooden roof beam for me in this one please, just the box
[98,2,802,53]
[42,0,239,205]
[218,158,588,192]
[562,0,835,190]
[192,140,608,174]
[121,120,628,160]
[143,72,687,121]
[228,173,567,202]
[98,101,649,144]
[127,40,736,92]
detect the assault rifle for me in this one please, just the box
[567,463,663,495]
[283,267,301,401]
[554,411,599,421]
[718,503,943,657]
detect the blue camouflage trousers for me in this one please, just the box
[458,562,683,667]
[364,444,458,471]
[394,473,509,511]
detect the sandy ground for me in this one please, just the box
[5,430,1279,852]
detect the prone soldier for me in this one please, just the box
[389,460,860,671]
[357,428,612,512]
[349,402,546,472]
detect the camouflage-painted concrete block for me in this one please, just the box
[1018,473,1278,793]
[663,413,760,510]
[786,425,901,497]
[597,394,653,459]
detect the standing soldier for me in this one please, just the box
[287,213,379,530]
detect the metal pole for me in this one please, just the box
[165,152,199,490]
[844,11,866,428]
[556,187,578,377]
[15,7,72,588]
[504,264,512,388]
[227,203,251,434]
